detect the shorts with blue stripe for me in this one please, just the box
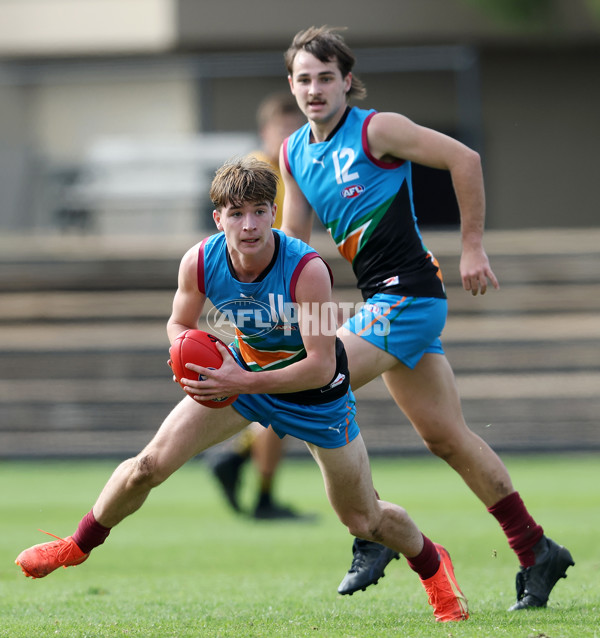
[232,390,359,449]
[228,351,359,449]
[343,293,447,369]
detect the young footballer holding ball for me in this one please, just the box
[16,156,468,623]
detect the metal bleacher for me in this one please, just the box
[0,227,599,459]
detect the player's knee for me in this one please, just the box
[424,438,450,459]
[343,513,383,543]
[422,434,460,461]
[416,413,473,461]
[345,519,368,540]
[128,454,165,488]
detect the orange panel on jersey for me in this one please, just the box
[237,336,301,371]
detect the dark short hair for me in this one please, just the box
[284,26,367,100]
[210,156,278,209]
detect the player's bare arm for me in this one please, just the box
[368,112,499,296]
[184,257,337,401]
[279,143,314,243]
[167,243,207,343]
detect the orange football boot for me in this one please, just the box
[15,530,89,579]
[420,544,469,622]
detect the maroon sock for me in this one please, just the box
[487,491,544,567]
[72,509,111,554]
[406,534,440,581]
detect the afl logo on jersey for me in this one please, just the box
[341,184,365,199]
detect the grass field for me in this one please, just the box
[1,453,598,638]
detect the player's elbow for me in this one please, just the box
[463,147,482,173]
[301,354,336,390]
[450,146,482,185]
[313,352,337,388]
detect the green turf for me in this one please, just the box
[1,453,598,637]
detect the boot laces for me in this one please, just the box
[37,529,76,564]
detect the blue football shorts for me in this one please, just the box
[228,350,360,449]
[343,293,448,369]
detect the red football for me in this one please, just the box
[169,329,238,408]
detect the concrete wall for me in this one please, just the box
[2,0,599,55]
[481,46,600,229]
[0,0,598,232]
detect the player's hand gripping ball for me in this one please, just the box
[169,329,238,408]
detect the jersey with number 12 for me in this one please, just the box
[283,106,445,301]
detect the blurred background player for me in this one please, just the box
[205,92,308,520]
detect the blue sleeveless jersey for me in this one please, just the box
[284,106,445,301]
[198,229,318,372]
[197,229,351,405]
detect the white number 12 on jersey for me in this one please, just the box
[332,149,359,184]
